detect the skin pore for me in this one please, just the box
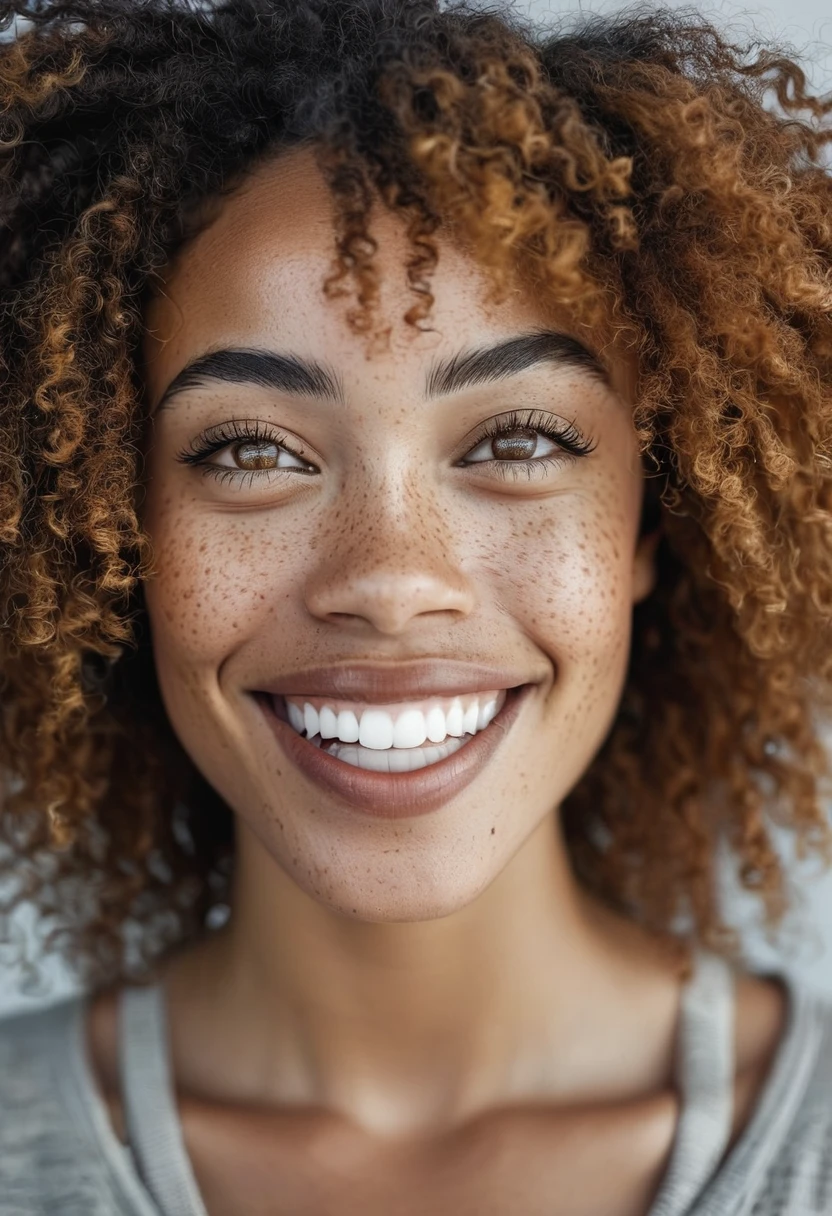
[85,145,788,1216]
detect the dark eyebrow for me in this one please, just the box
[154,347,345,412]
[153,329,609,413]
[425,330,610,397]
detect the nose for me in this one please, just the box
[303,475,476,636]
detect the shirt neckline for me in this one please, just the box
[666,966,822,1215]
[53,995,163,1216]
[60,949,820,1216]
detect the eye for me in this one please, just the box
[458,409,595,475]
[212,439,309,472]
[464,426,556,463]
[176,419,317,484]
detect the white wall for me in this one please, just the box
[521,0,832,84]
[2,0,832,1012]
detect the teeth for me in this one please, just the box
[358,709,394,750]
[388,746,427,772]
[446,700,464,737]
[287,701,305,734]
[303,703,319,739]
[326,735,468,771]
[337,708,360,743]
[282,689,508,752]
[425,705,447,743]
[318,705,339,739]
[392,709,427,749]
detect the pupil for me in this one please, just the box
[235,441,279,470]
[492,428,537,460]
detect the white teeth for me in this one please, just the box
[392,708,427,749]
[318,706,339,739]
[303,702,319,739]
[425,705,447,743]
[389,744,428,773]
[281,689,510,755]
[445,700,464,737]
[337,708,360,743]
[358,708,395,750]
[326,735,467,771]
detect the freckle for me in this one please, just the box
[490,826,495,835]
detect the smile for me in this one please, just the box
[254,684,533,818]
[281,689,507,771]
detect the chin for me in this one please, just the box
[275,836,503,924]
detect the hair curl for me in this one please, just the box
[1,0,832,991]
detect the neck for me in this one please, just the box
[159,813,690,1138]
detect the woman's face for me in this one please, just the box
[140,146,656,921]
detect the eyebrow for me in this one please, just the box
[152,329,609,413]
[154,348,344,411]
[426,330,609,396]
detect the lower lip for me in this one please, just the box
[255,685,533,818]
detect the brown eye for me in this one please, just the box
[233,440,280,470]
[490,427,538,461]
[178,422,318,481]
[464,425,558,466]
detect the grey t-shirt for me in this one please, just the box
[1,948,831,1215]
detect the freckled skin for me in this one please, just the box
[140,147,656,923]
[95,147,796,1206]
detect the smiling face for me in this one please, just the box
[139,145,656,922]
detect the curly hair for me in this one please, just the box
[1,0,831,991]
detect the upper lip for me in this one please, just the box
[254,660,534,702]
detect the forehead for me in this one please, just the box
[141,144,635,402]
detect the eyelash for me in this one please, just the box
[175,409,597,488]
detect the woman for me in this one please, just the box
[1,0,831,1211]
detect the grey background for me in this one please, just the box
[1,0,832,1014]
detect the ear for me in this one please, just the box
[632,526,661,604]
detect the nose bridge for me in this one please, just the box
[303,461,475,633]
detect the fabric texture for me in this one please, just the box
[1,947,831,1215]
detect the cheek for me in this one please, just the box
[142,495,301,679]
[466,489,638,783]
[470,492,637,666]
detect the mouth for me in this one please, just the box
[253,683,533,819]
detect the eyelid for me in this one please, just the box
[456,408,596,465]
[177,408,596,487]
[175,417,314,469]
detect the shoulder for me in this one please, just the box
[708,967,832,1213]
[0,995,140,1215]
[759,975,832,1209]
[0,997,75,1126]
